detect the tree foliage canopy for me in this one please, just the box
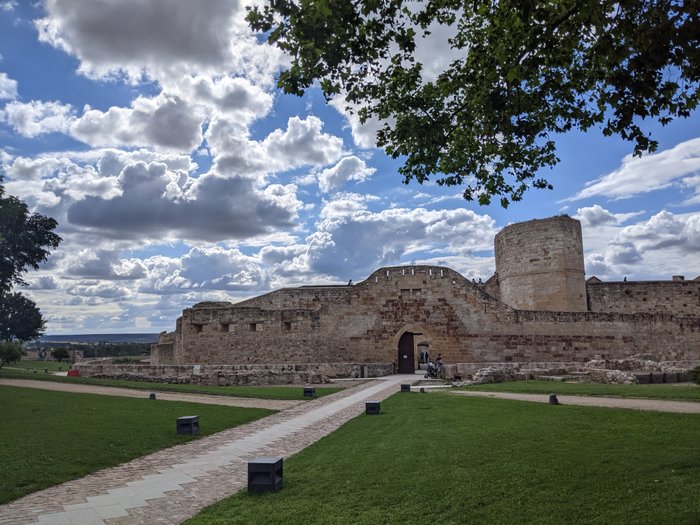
[0,292,46,343]
[248,0,700,206]
[0,178,61,292]
[0,340,24,368]
[0,177,61,342]
[51,347,70,361]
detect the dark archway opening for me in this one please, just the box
[397,332,415,373]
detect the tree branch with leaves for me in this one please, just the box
[248,0,699,206]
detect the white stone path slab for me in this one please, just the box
[0,375,413,525]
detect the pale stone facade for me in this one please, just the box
[151,216,700,378]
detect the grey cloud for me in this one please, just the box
[66,250,146,280]
[303,203,496,279]
[70,95,204,152]
[617,211,700,252]
[66,161,302,242]
[575,205,618,227]
[67,282,130,299]
[605,242,643,266]
[29,275,59,290]
[138,247,269,294]
[177,76,273,118]
[584,253,612,278]
[37,0,240,77]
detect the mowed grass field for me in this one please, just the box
[7,359,70,372]
[188,392,700,525]
[460,380,700,401]
[0,366,343,400]
[0,385,274,504]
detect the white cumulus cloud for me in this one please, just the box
[2,100,75,137]
[0,72,18,100]
[318,156,376,193]
[570,137,700,201]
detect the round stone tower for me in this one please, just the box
[494,216,587,312]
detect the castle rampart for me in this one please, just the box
[147,216,700,381]
[587,278,700,316]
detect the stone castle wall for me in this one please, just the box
[587,279,700,316]
[494,216,587,312]
[152,265,700,370]
[150,216,700,378]
[76,362,393,385]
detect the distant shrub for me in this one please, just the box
[111,356,143,364]
[689,366,700,385]
[0,341,24,368]
[51,348,69,361]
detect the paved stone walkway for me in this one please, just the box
[0,379,301,411]
[0,375,413,525]
[452,390,700,413]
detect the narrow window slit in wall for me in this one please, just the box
[249,323,262,332]
[282,321,292,331]
[193,323,203,334]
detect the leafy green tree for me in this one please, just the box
[0,176,61,343]
[0,340,24,368]
[51,347,70,362]
[248,0,699,206]
[690,365,700,385]
[0,176,61,292]
[0,292,45,342]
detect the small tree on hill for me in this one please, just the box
[51,348,70,362]
[0,341,24,368]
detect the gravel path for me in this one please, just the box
[452,390,700,413]
[0,379,302,411]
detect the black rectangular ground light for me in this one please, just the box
[365,401,380,415]
[176,415,200,435]
[303,387,316,398]
[401,384,411,392]
[248,457,283,494]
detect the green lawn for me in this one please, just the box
[0,385,274,504]
[460,380,700,401]
[8,359,71,372]
[188,393,700,525]
[0,367,343,399]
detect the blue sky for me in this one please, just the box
[1,1,698,334]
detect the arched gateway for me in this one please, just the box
[397,332,415,373]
